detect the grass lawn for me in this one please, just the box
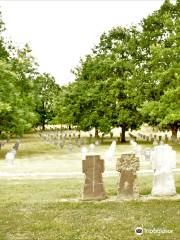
[0,133,180,239]
[0,176,180,240]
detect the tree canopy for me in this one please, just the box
[0,0,179,141]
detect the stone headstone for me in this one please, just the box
[143,148,152,161]
[67,142,73,152]
[5,149,16,165]
[116,153,140,199]
[105,140,116,165]
[165,134,168,142]
[89,144,95,154]
[82,155,106,200]
[95,140,100,146]
[76,139,81,148]
[151,144,176,196]
[81,147,88,160]
[159,136,162,141]
[59,140,64,149]
[153,140,158,146]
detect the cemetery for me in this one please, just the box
[0,128,180,239]
[0,0,180,239]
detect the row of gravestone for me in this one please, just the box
[129,132,167,143]
[39,130,116,145]
[39,131,101,150]
[39,132,86,150]
[137,132,180,143]
[138,133,168,142]
[82,146,176,200]
[4,139,20,165]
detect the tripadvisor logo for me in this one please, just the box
[135,227,173,236]
[135,227,143,235]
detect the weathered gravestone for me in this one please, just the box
[164,134,168,143]
[151,144,176,196]
[143,148,152,161]
[116,153,140,199]
[13,140,20,151]
[5,149,16,165]
[59,140,65,149]
[67,141,73,152]
[105,140,116,165]
[82,155,106,200]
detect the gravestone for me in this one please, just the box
[89,143,95,154]
[82,155,106,200]
[95,140,100,146]
[153,140,158,146]
[76,139,81,148]
[13,140,20,151]
[146,136,149,142]
[81,147,88,160]
[143,148,152,161]
[165,134,168,142]
[59,140,64,149]
[116,153,140,199]
[67,142,73,152]
[5,149,16,165]
[105,140,116,165]
[151,144,176,196]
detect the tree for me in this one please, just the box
[0,11,9,61]
[33,73,60,130]
[71,26,143,142]
[138,0,180,140]
[0,11,39,137]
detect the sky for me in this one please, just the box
[0,0,172,86]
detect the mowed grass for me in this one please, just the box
[0,176,180,240]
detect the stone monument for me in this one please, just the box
[151,144,176,196]
[82,155,106,200]
[116,153,140,199]
[5,149,16,165]
[105,140,116,165]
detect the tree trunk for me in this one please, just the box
[171,125,178,143]
[95,127,99,138]
[121,127,126,143]
[42,120,45,131]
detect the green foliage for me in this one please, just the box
[0,1,179,140]
[33,73,60,130]
[68,26,143,141]
[0,11,58,136]
[138,0,180,139]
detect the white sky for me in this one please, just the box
[0,0,173,86]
